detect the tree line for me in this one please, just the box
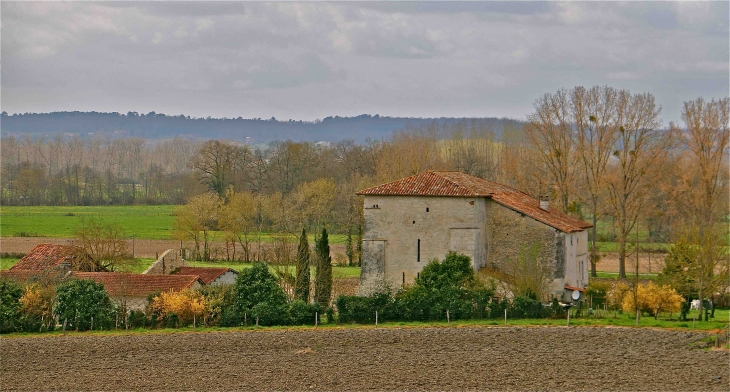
[2,86,727,290]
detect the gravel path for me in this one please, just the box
[2,326,727,391]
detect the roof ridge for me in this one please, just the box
[430,171,479,195]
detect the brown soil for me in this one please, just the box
[3,237,663,274]
[595,252,666,274]
[1,326,726,391]
[0,237,347,262]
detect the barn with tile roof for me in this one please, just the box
[68,272,204,310]
[357,171,592,301]
[9,244,94,272]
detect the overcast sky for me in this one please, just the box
[2,1,728,124]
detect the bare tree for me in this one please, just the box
[676,97,730,225]
[73,217,132,271]
[191,140,247,197]
[572,86,622,277]
[605,91,665,278]
[174,193,221,261]
[219,190,258,262]
[526,89,577,213]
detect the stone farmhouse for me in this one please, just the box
[357,171,592,301]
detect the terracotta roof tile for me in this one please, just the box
[357,171,592,233]
[173,267,237,285]
[10,244,85,271]
[67,272,203,297]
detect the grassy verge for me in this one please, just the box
[0,258,21,270]
[593,271,659,280]
[186,261,361,278]
[3,309,727,340]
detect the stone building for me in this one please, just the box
[357,171,592,301]
[173,267,238,286]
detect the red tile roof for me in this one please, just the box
[10,244,86,271]
[357,171,592,233]
[173,267,237,285]
[67,272,203,297]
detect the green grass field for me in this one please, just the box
[0,205,346,243]
[593,271,659,280]
[186,261,361,278]
[1,205,177,239]
[0,258,21,270]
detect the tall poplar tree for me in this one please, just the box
[314,227,333,308]
[295,228,310,303]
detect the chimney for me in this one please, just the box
[539,195,549,211]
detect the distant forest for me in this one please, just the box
[0,111,523,145]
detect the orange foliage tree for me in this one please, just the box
[149,289,208,327]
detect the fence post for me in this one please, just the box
[91,316,94,331]
[567,309,570,326]
[447,309,450,325]
[63,319,67,335]
[375,311,378,326]
[504,309,507,326]
[315,312,318,327]
[256,316,259,327]
[244,313,247,327]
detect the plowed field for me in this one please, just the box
[2,326,727,391]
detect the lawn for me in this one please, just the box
[0,258,21,270]
[593,271,659,280]
[0,205,346,243]
[186,260,361,278]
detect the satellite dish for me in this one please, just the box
[571,290,581,301]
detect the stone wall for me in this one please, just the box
[143,249,188,275]
[485,201,558,272]
[359,195,590,299]
[361,195,487,289]
[485,201,589,299]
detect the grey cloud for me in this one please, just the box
[1,1,727,123]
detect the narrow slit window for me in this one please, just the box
[426,207,429,212]
[402,272,405,284]
[417,239,421,262]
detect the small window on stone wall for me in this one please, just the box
[426,207,429,212]
[402,272,405,284]
[417,239,421,262]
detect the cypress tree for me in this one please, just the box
[314,227,333,308]
[295,228,310,303]
[345,226,354,267]
[356,224,363,266]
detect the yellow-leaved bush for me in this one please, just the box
[606,281,630,310]
[149,289,208,327]
[621,282,683,318]
[19,283,56,331]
